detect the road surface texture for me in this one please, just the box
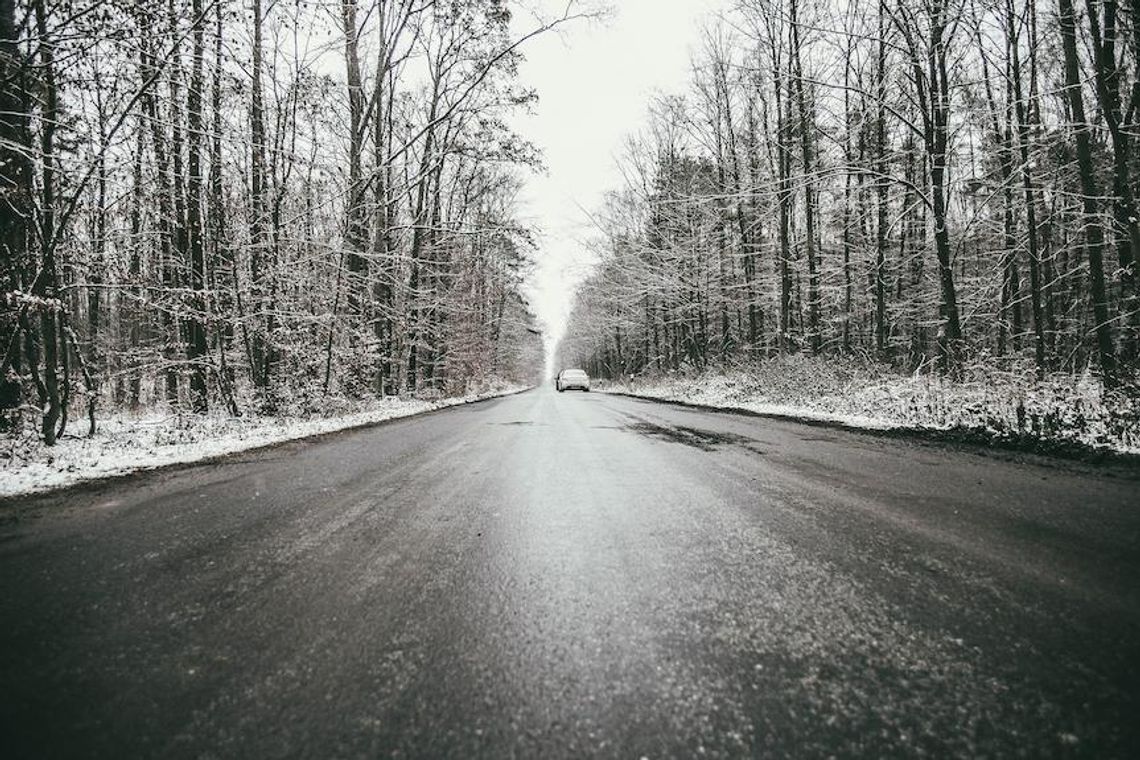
[1,389,1138,758]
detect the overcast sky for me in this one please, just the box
[508,0,730,359]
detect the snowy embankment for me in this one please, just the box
[0,384,528,498]
[601,357,1140,457]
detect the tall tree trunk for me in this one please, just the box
[167,0,188,404]
[139,15,178,404]
[341,0,368,396]
[1008,0,1047,375]
[249,0,270,395]
[744,89,762,350]
[713,54,736,361]
[127,121,144,408]
[88,57,108,418]
[1059,0,1118,385]
[875,3,889,357]
[210,0,238,415]
[791,0,820,353]
[406,86,441,391]
[841,42,855,354]
[0,0,34,427]
[775,67,793,352]
[34,0,62,444]
[186,0,208,412]
[905,0,963,367]
[373,46,393,394]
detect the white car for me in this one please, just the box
[556,369,591,392]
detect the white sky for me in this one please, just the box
[508,0,730,359]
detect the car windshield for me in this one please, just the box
[563,370,587,378]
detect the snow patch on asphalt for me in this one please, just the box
[0,386,528,498]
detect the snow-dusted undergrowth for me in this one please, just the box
[603,356,1140,455]
[0,384,528,498]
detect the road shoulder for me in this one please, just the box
[0,387,533,504]
[600,388,1140,477]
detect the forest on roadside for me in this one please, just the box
[558,0,1140,429]
[1,0,567,446]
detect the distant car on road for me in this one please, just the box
[556,369,590,392]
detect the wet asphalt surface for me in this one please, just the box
[1,388,1138,759]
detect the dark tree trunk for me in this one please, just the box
[249,0,270,395]
[926,1,963,367]
[875,5,889,357]
[791,0,820,353]
[186,0,208,412]
[1008,0,1047,375]
[1059,0,1118,385]
[0,0,34,428]
[34,0,62,444]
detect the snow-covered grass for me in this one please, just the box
[0,383,528,498]
[602,356,1140,456]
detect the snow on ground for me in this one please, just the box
[600,356,1140,456]
[0,385,528,499]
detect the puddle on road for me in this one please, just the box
[625,421,757,452]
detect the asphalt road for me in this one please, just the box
[1,388,1138,758]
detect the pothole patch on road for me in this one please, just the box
[625,421,756,452]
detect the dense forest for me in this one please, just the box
[1,0,562,445]
[558,0,1140,395]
